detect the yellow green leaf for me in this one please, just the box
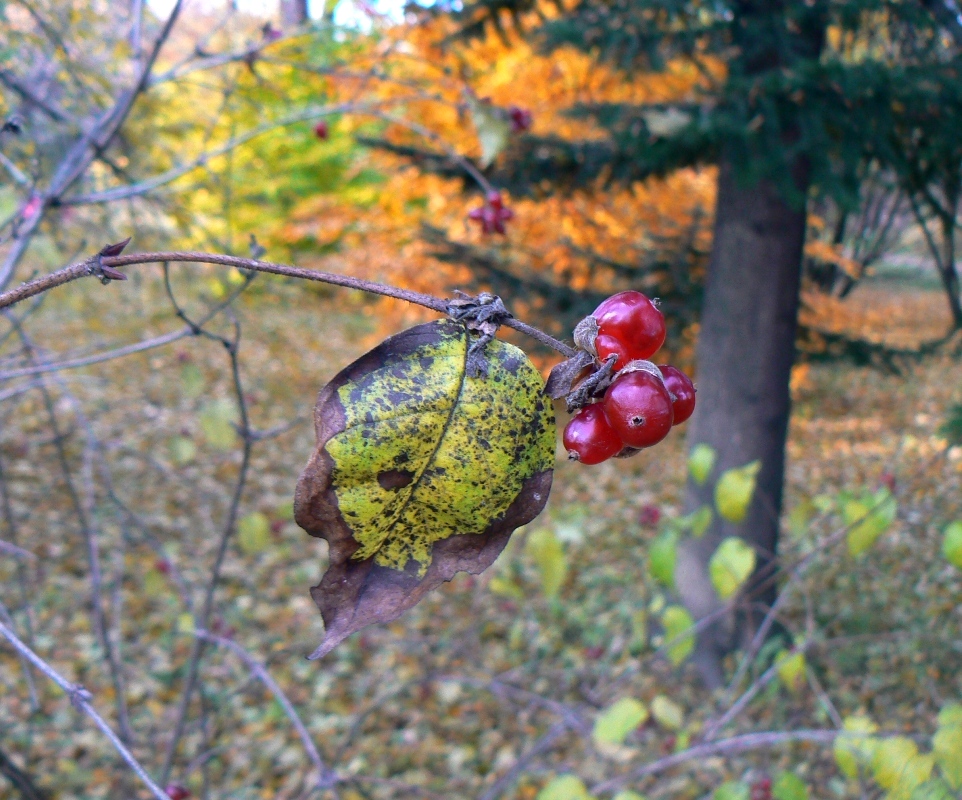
[709,537,756,599]
[715,461,761,523]
[199,398,237,450]
[661,605,695,666]
[613,792,647,800]
[942,521,962,570]
[467,95,511,167]
[648,530,677,589]
[775,649,806,693]
[845,488,897,557]
[772,772,808,800]
[238,512,271,556]
[650,695,684,730]
[872,738,932,797]
[168,436,197,466]
[688,443,716,485]
[834,714,879,779]
[180,362,204,398]
[295,320,555,659]
[682,505,713,537]
[933,703,962,788]
[537,775,592,800]
[713,781,750,800]
[526,526,567,599]
[593,698,649,746]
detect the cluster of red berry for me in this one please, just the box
[563,291,695,465]
[508,105,533,133]
[467,190,514,235]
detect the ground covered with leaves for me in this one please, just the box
[0,269,961,800]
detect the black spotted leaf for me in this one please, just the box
[294,319,555,659]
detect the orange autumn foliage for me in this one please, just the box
[270,7,718,365]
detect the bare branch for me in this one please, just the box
[0,619,170,800]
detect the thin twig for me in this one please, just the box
[195,630,339,795]
[0,250,577,356]
[0,620,170,800]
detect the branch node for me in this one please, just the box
[446,291,513,377]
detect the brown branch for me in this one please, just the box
[0,250,576,356]
[0,745,50,800]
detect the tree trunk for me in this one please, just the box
[677,158,808,687]
[280,0,309,26]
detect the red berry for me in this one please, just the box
[603,371,674,448]
[467,194,513,235]
[154,558,171,575]
[486,190,503,209]
[165,785,191,800]
[314,121,329,140]
[563,404,623,465]
[658,365,696,424]
[593,291,666,365]
[639,504,661,526]
[750,777,772,800]
[509,106,533,132]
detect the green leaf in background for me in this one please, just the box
[537,774,592,800]
[613,792,647,800]
[466,94,511,167]
[910,780,955,800]
[526,526,567,599]
[775,649,806,694]
[834,714,879,779]
[709,537,756,599]
[180,362,205,398]
[844,487,896,557]
[199,398,238,450]
[650,695,684,730]
[788,499,814,538]
[648,530,678,589]
[682,505,713,537]
[772,772,809,800]
[294,320,555,659]
[942,521,962,570]
[168,436,197,466]
[872,737,933,798]
[276,500,295,521]
[593,698,649,746]
[661,605,695,665]
[488,576,525,600]
[238,512,271,556]
[715,461,761,522]
[629,609,648,654]
[713,781,750,800]
[933,703,962,788]
[688,443,717,485]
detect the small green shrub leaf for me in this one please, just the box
[526,526,567,599]
[933,703,962,788]
[713,781,750,800]
[199,398,238,450]
[910,779,955,800]
[593,698,649,745]
[537,775,592,800]
[661,605,695,665]
[650,695,684,730]
[845,488,897,557]
[775,649,806,694]
[649,531,678,589]
[772,772,808,800]
[872,737,933,798]
[168,436,197,465]
[715,461,761,523]
[834,715,878,778]
[942,522,962,570]
[613,792,646,800]
[709,537,756,599]
[238,512,271,556]
[688,443,716,485]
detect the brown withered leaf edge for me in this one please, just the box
[294,322,553,660]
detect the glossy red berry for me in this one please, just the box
[658,365,696,424]
[314,121,329,140]
[602,370,674,448]
[467,193,513,235]
[750,777,772,800]
[593,291,666,365]
[165,785,191,800]
[563,403,623,465]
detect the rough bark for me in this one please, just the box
[677,159,808,687]
[280,0,309,26]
